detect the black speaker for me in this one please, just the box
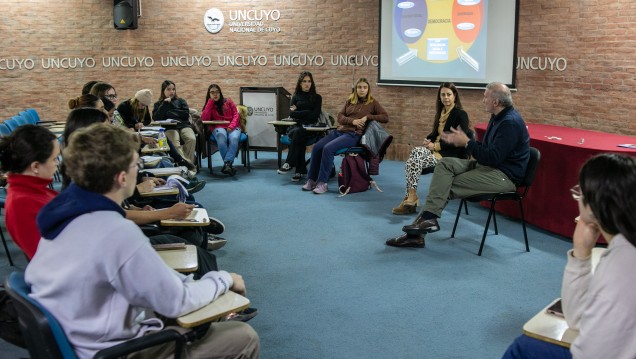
[114,0,138,30]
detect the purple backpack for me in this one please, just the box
[337,154,382,197]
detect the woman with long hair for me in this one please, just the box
[302,78,388,194]
[392,82,471,214]
[116,89,152,130]
[152,80,196,162]
[277,71,322,182]
[201,83,241,176]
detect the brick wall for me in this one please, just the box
[1,0,635,160]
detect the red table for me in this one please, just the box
[474,123,636,239]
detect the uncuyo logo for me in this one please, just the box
[204,8,224,34]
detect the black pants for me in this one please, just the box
[285,126,316,174]
[148,234,218,279]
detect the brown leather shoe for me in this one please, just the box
[402,217,440,235]
[385,233,425,248]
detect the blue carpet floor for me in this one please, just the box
[0,151,573,359]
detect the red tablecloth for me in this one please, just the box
[474,123,636,239]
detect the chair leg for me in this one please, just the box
[493,209,499,235]
[245,141,251,172]
[196,136,203,171]
[451,199,465,238]
[206,138,213,174]
[477,202,496,256]
[0,229,14,266]
[463,201,469,215]
[518,200,530,252]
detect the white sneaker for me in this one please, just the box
[277,163,291,174]
[302,179,317,191]
[312,182,328,194]
[207,236,227,251]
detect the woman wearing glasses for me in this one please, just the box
[201,84,241,176]
[89,82,118,105]
[503,153,636,359]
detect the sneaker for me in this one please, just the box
[312,182,328,194]
[178,158,197,171]
[291,173,305,182]
[207,235,227,251]
[185,170,198,180]
[302,179,317,191]
[224,307,258,322]
[204,217,225,235]
[186,180,206,194]
[277,163,291,174]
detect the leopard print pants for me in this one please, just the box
[404,146,437,196]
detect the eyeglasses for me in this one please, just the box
[209,90,220,95]
[570,184,582,201]
[104,94,118,100]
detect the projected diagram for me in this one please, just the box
[394,0,484,72]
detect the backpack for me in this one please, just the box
[337,154,382,197]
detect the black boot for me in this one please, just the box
[227,162,236,176]
[221,161,230,175]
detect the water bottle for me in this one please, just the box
[112,110,124,127]
[157,128,167,148]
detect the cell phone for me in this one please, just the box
[546,299,564,318]
[152,243,186,251]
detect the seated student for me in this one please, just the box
[89,81,118,107]
[68,93,104,111]
[117,88,198,172]
[81,80,100,96]
[392,82,470,215]
[1,125,59,260]
[386,82,529,248]
[117,89,153,130]
[502,154,636,359]
[277,71,322,182]
[302,77,389,194]
[201,84,241,176]
[153,80,197,163]
[100,96,116,123]
[27,124,260,358]
[60,108,111,190]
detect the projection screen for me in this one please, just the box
[378,0,520,89]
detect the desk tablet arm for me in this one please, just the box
[93,329,186,359]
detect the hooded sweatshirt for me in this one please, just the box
[26,184,233,359]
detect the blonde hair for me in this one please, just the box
[347,78,374,105]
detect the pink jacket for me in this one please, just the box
[201,97,240,131]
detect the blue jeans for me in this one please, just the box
[307,131,360,183]
[213,128,241,163]
[502,335,572,359]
